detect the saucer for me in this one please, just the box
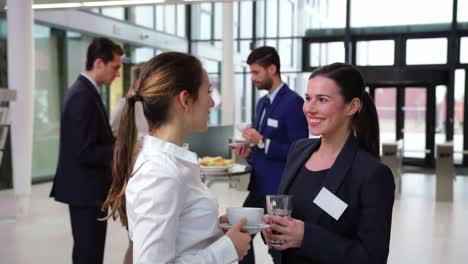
[219,223,270,235]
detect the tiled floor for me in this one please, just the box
[1,172,468,264]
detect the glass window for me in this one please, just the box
[461,37,468,63]
[458,0,468,22]
[33,25,61,179]
[165,5,176,35]
[240,1,253,39]
[66,32,92,87]
[454,70,465,163]
[375,88,397,147]
[279,0,293,37]
[304,0,346,29]
[406,38,447,65]
[177,5,186,37]
[279,39,293,69]
[101,7,125,20]
[356,40,395,66]
[256,0,265,38]
[200,4,212,40]
[155,5,164,32]
[266,0,278,37]
[214,3,222,39]
[403,88,427,158]
[351,0,452,27]
[309,42,345,67]
[435,85,447,147]
[233,2,239,39]
[132,47,154,63]
[134,6,154,29]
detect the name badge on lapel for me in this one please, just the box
[267,118,278,128]
[313,187,348,220]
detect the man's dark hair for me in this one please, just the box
[85,37,124,71]
[247,46,281,75]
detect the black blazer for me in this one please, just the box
[279,136,395,264]
[50,75,114,207]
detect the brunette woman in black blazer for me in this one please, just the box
[262,63,395,264]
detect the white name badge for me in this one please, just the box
[267,118,278,128]
[313,187,348,221]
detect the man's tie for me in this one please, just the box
[257,97,271,132]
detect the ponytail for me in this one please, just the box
[101,95,139,228]
[355,91,380,159]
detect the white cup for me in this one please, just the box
[226,207,264,227]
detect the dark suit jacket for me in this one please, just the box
[278,136,395,264]
[249,84,309,195]
[50,75,114,207]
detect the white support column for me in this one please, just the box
[221,2,235,125]
[7,0,35,218]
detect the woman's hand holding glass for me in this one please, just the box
[262,215,305,251]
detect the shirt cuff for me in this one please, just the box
[264,138,271,154]
[212,235,238,264]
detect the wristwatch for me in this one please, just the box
[257,137,265,149]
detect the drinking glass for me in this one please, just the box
[266,195,293,246]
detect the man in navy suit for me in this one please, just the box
[234,46,309,264]
[50,37,123,264]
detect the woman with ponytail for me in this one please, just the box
[262,63,395,263]
[102,52,251,263]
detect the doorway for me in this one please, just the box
[361,67,449,167]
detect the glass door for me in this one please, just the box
[371,85,436,166]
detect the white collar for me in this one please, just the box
[141,135,198,165]
[80,73,100,92]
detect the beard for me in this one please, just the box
[256,77,273,91]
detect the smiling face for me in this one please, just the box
[188,69,215,132]
[303,76,360,138]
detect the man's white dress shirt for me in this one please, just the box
[126,135,238,263]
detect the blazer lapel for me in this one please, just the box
[279,139,321,194]
[308,134,359,224]
[268,83,288,115]
[78,75,113,137]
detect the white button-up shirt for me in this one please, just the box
[126,135,238,263]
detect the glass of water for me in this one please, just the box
[266,195,293,246]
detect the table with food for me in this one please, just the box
[198,156,251,187]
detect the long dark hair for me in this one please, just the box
[309,63,380,159]
[102,52,203,227]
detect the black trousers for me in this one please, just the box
[240,191,282,264]
[69,205,108,264]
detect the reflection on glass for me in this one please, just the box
[351,0,452,27]
[375,88,396,151]
[403,88,427,158]
[406,38,447,65]
[356,40,394,66]
[454,70,465,163]
[309,42,345,67]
